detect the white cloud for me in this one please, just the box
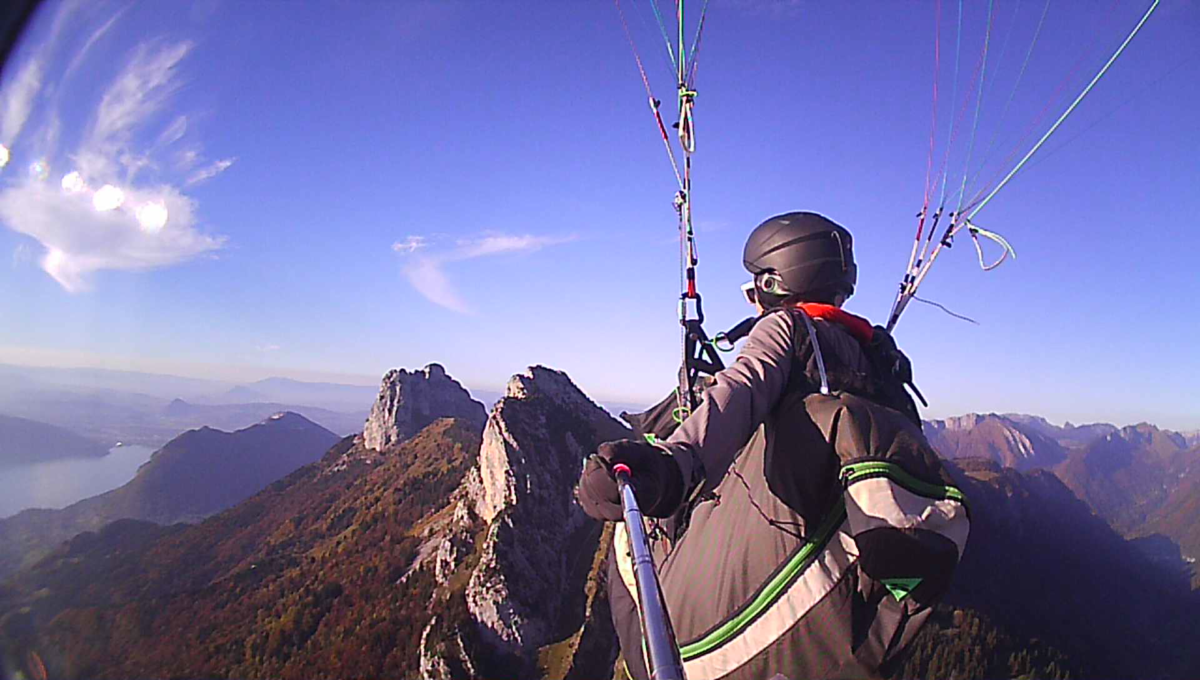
[398,233,575,314]
[186,157,235,185]
[0,181,223,292]
[0,58,43,143]
[256,344,281,353]
[0,24,232,292]
[392,235,426,254]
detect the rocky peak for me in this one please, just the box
[471,366,628,524]
[1117,423,1187,455]
[924,413,1066,470]
[931,413,987,431]
[418,365,629,676]
[261,411,321,430]
[1184,430,1200,449]
[363,364,487,451]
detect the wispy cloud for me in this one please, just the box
[455,234,570,258]
[62,8,127,82]
[0,15,231,292]
[79,40,192,181]
[0,58,43,143]
[405,256,470,314]
[186,157,235,185]
[396,233,575,314]
[256,343,281,353]
[392,235,426,253]
[156,116,188,148]
[11,243,32,268]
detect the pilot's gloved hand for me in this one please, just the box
[578,439,684,521]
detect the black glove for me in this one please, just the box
[578,439,684,522]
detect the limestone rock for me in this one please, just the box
[363,364,486,451]
[461,367,627,672]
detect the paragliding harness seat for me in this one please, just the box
[611,307,970,680]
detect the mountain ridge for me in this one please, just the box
[0,412,339,579]
[0,413,110,466]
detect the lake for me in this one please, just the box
[0,444,157,518]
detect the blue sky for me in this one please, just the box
[0,0,1196,429]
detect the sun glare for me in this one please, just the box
[0,144,9,168]
[61,171,85,193]
[136,202,169,232]
[92,184,125,211]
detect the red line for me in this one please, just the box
[615,0,654,98]
[929,16,992,207]
[921,0,943,227]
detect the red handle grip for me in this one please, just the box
[613,463,632,476]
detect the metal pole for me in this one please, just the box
[614,463,686,680]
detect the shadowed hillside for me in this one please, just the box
[0,414,109,467]
[0,413,339,579]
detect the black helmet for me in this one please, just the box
[743,212,856,303]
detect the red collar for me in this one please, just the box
[792,303,875,345]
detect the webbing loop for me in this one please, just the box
[966,222,1016,271]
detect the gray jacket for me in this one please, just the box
[664,308,876,498]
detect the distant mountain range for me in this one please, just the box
[162,398,365,437]
[922,412,1200,586]
[197,377,381,413]
[0,364,376,447]
[0,414,109,467]
[924,413,1069,469]
[0,362,638,445]
[0,412,338,579]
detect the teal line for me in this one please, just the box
[645,0,678,70]
[967,0,1161,220]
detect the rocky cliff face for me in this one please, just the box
[923,413,1067,470]
[1002,414,1118,448]
[420,365,631,678]
[363,364,488,451]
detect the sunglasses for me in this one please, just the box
[741,280,757,305]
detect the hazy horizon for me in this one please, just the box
[2,351,1194,433]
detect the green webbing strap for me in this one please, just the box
[840,460,969,509]
[678,500,848,660]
